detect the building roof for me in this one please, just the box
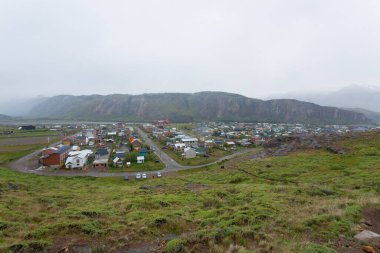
[174,143,186,148]
[53,145,71,154]
[115,151,126,158]
[93,159,109,164]
[184,147,195,153]
[181,138,198,142]
[68,150,93,158]
[95,148,109,156]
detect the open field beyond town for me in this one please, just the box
[0,126,75,165]
[1,131,380,252]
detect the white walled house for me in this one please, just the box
[137,156,145,164]
[182,147,196,159]
[65,150,93,169]
[174,143,186,151]
[181,138,198,147]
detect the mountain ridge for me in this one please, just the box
[271,84,380,113]
[26,92,371,124]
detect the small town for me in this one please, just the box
[1,121,378,179]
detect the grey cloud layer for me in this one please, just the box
[1,0,380,101]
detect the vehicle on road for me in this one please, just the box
[136,173,141,179]
[156,172,162,178]
[142,173,147,179]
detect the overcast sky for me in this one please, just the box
[1,0,380,101]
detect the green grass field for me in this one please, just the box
[0,132,379,252]
[163,147,234,166]
[0,140,61,165]
[0,127,61,138]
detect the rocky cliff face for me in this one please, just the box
[27,92,371,124]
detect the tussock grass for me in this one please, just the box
[1,132,380,252]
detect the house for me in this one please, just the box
[95,148,109,158]
[83,129,95,137]
[65,150,93,170]
[74,135,87,146]
[19,125,36,130]
[225,141,236,146]
[114,151,126,160]
[119,142,131,152]
[62,137,74,146]
[113,157,123,167]
[214,140,225,147]
[93,159,108,169]
[138,148,149,158]
[153,119,170,129]
[107,131,117,138]
[131,139,142,151]
[237,140,252,147]
[137,156,145,164]
[181,138,198,147]
[40,145,71,168]
[195,147,207,156]
[204,140,215,148]
[174,143,186,151]
[182,147,196,159]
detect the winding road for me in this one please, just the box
[6,129,255,178]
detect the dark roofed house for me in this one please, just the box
[95,148,109,158]
[74,135,87,146]
[214,140,225,147]
[195,147,207,156]
[114,151,126,160]
[19,125,36,130]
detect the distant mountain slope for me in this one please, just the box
[273,84,380,112]
[344,108,380,123]
[26,92,371,124]
[0,114,12,121]
[0,96,48,116]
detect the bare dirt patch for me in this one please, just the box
[363,207,380,234]
[333,207,380,253]
[184,182,210,192]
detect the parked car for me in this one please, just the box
[154,160,160,163]
[156,172,162,178]
[124,175,129,181]
[135,173,141,180]
[142,173,147,179]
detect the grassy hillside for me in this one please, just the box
[1,133,380,252]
